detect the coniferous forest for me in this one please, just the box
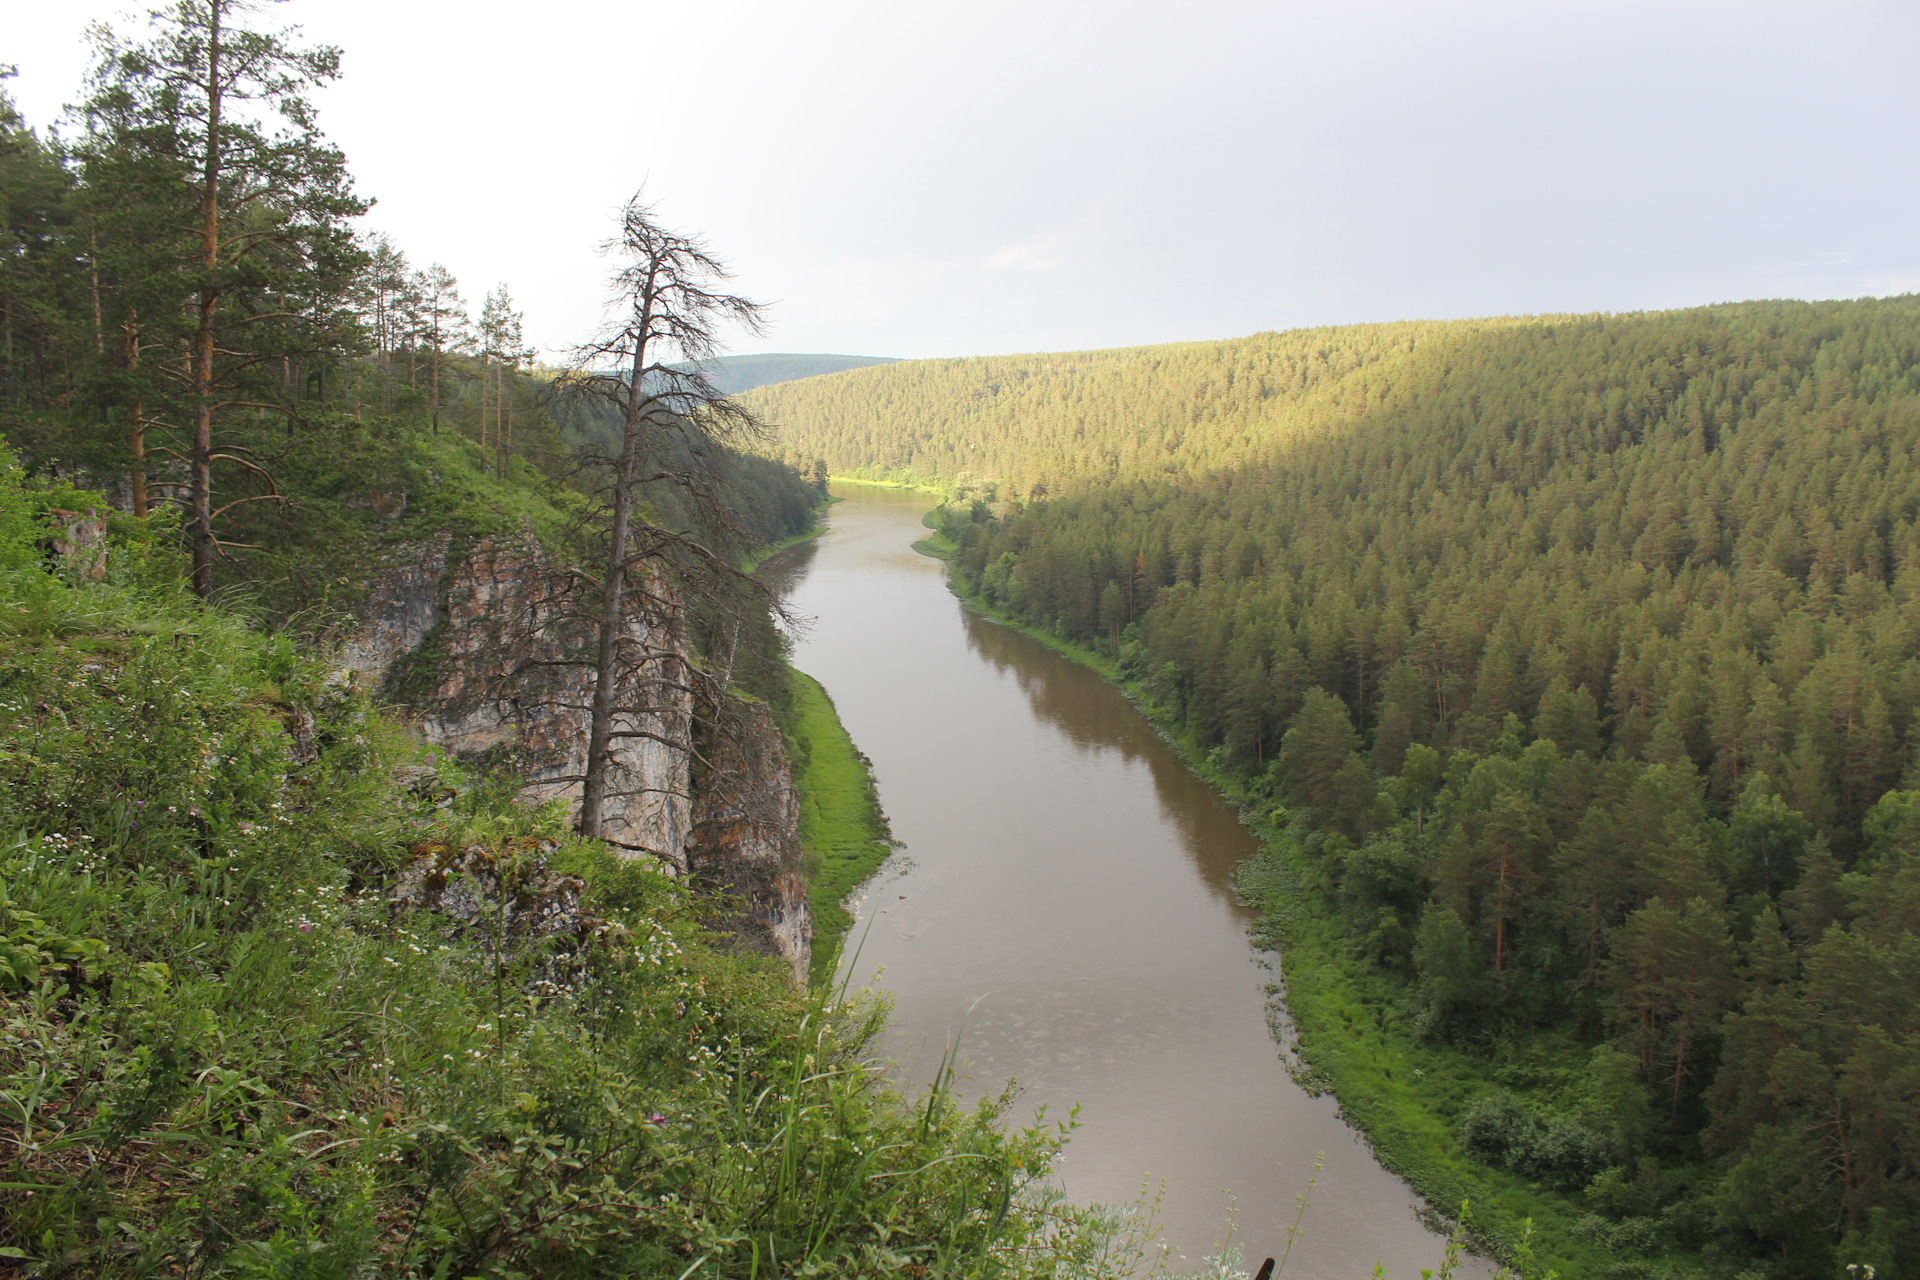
[8,0,1918,1272]
[752,298,1920,1276]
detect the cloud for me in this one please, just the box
[981,205,1105,275]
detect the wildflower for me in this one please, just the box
[648,1112,667,1125]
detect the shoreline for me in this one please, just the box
[780,670,896,987]
[741,494,840,574]
[910,538,1603,1276]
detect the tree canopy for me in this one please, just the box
[760,296,1920,1274]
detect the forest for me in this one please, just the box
[754,298,1920,1277]
[0,47,819,612]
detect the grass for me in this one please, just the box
[914,545,1611,1276]
[779,669,896,986]
[0,455,1181,1278]
[827,474,950,497]
[1242,843,1618,1276]
[742,519,828,574]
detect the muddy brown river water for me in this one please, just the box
[763,484,1483,1278]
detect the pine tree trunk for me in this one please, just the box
[580,323,652,839]
[579,400,638,838]
[190,0,224,599]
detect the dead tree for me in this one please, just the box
[560,193,770,842]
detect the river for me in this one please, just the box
[763,483,1480,1278]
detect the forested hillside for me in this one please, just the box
[678,352,898,396]
[763,297,1920,1276]
[745,320,1520,495]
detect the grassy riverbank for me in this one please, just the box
[914,545,1602,1276]
[780,669,896,985]
[741,493,838,573]
[742,520,826,573]
[828,474,950,497]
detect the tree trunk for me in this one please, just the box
[126,317,147,518]
[190,0,224,599]
[498,390,510,477]
[89,229,105,357]
[579,389,640,838]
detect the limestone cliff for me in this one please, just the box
[339,532,809,977]
[689,700,812,982]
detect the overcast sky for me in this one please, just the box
[8,0,1918,361]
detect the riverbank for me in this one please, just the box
[742,494,839,573]
[827,473,949,497]
[779,668,896,985]
[915,548,1603,1277]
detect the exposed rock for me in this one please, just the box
[423,535,695,869]
[43,509,109,583]
[391,837,620,965]
[282,703,319,766]
[343,531,812,981]
[338,531,694,872]
[689,699,811,982]
[335,534,450,689]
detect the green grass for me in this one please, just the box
[780,669,896,986]
[742,518,828,573]
[827,474,950,496]
[1245,843,1621,1276]
[0,457,1167,1278]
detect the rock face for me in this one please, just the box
[338,531,694,869]
[391,836,598,957]
[689,701,811,982]
[336,533,450,687]
[43,509,110,582]
[342,531,810,979]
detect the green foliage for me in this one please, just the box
[0,454,1145,1277]
[779,671,895,985]
[820,297,1920,1273]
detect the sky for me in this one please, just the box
[8,0,1918,362]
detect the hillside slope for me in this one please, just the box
[744,319,1529,493]
[681,352,900,396]
[754,296,1920,1277]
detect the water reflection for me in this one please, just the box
[960,606,1259,913]
[763,484,1484,1279]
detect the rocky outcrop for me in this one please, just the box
[336,533,450,685]
[43,509,110,582]
[391,835,625,991]
[689,700,811,982]
[338,530,694,870]
[343,531,811,979]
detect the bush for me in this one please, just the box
[1460,1091,1615,1192]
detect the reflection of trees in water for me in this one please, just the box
[756,538,820,600]
[756,539,821,644]
[960,609,1256,905]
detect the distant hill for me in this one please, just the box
[742,295,1920,1274]
[680,353,898,396]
